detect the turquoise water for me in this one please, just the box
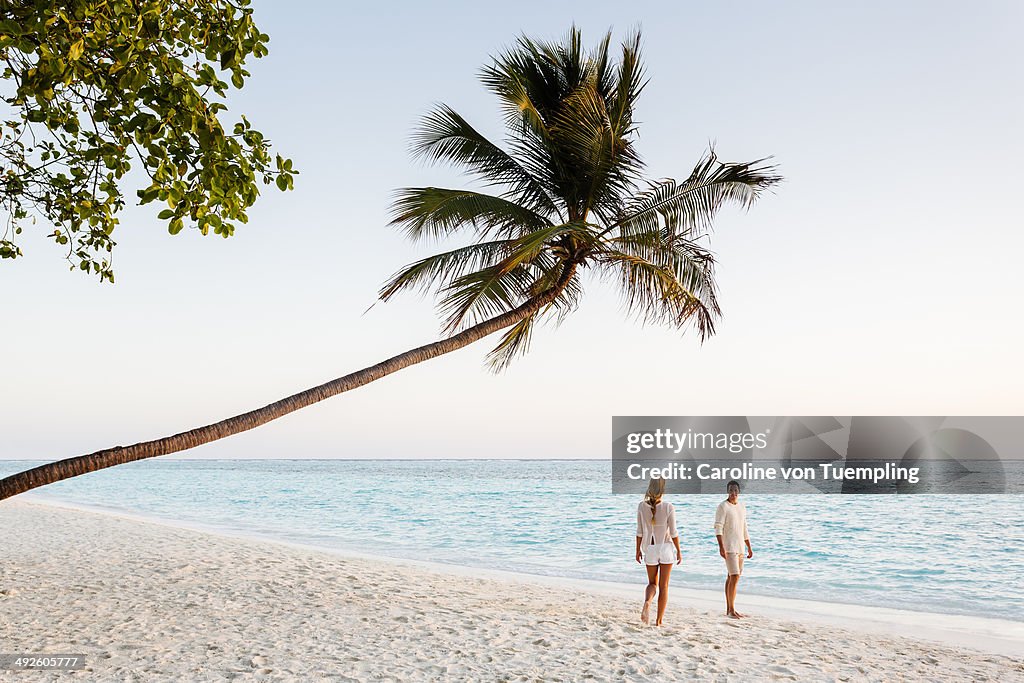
[2,459,1022,621]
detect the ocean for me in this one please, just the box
[2,459,1022,621]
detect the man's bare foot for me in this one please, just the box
[641,601,651,624]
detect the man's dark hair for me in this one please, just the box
[727,480,741,492]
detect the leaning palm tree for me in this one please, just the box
[0,27,780,501]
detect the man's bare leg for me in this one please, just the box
[724,574,735,616]
[729,574,745,618]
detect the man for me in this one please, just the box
[714,480,753,618]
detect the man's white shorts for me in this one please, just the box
[725,552,744,576]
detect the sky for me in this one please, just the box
[2,1,1022,460]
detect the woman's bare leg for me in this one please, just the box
[641,564,658,623]
[655,563,672,625]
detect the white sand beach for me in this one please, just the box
[1,499,1021,682]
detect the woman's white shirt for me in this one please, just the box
[635,500,678,546]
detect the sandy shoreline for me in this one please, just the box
[1,499,1021,681]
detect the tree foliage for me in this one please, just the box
[0,0,296,281]
[382,26,781,370]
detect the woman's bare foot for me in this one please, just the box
[733,610,747,618]
[641,600,651,624]
[727,610,742,619]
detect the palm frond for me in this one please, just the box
[483,260,584,371]
[410,105,561,217]
[547,82,642,219]
[610,225,715,277]
[607,29,647,140]
[545,269,585,324]
[389,187,552,241]
[438,263,541,334]
[484,312,538,372]
[614,150,781,238]
[435,222,596,332]
[589,30,615,98]
[480,36,555,139]
[549,84,612,169]
[378,238,516,301]
[597,248,719,340]
[479,27,649,223]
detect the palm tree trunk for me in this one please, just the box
[0,263,578,501]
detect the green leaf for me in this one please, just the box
[220,48,237,69]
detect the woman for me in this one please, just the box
[634,477,681,625]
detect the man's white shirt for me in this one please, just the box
[714,500,749,554]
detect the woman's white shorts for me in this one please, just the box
[644,542,677,565]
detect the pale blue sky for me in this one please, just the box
[3,1,1022,460]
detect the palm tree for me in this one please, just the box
[0,27,780,501]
